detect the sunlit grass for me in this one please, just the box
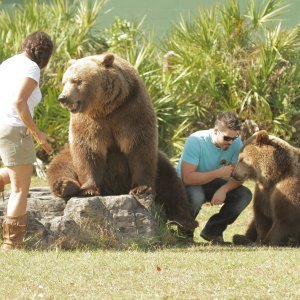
[0,244,299,299]
[1,180,299,298]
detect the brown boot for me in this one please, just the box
[0,175,4,201]
[0,175,4,192]
[1,214,27,251]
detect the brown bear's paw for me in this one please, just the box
[288,237,300,247]
[129,185,153,195]
[177,227,195,241]
[80,188,101,197]
[232,234,255,246]
[53,178,81,198]
[172,218,199,231]
[79,182,101,197]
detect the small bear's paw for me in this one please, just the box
[129,185,153,195]
[53,177,81,198]
[232,234,255,246]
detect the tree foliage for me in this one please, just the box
[161,0,300,156]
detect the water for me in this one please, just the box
[1,0,299,35]
[97,0,300,35]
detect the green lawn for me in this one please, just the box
[0,179,299,299]
[1,245,299,299]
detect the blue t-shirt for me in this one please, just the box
[177,129,243,178]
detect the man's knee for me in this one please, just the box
[239,185,252,204]
[186,186,205,203]
[185,185,206,215]
[229,185,252,210]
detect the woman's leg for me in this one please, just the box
[6,164,33,216]
[1,164,32,250]
[0,167,11,192]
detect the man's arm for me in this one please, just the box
[181,161,234,185]
[211,179,242,205]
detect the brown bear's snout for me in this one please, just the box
[58,94,68,104]
[231,171,243,181]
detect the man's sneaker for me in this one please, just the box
[200,231,230,245]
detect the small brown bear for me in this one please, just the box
[232,130,300,246]
[47,53,197,232]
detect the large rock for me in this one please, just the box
[0,188,159,249]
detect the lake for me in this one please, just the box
[1,0,299,36]
[97,0,300,35]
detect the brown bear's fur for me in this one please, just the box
[47,53,197,232]
[232,130,300,246]
[240,119,259,143]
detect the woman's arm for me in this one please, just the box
[13,77,53,154]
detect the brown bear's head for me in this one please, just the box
[231,130,294,184]
[58,53,138,116]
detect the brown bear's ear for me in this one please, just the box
[68,59,76,66]
[102,53,114,67]
[255,130,270,146]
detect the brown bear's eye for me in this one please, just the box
[71,79,82,85]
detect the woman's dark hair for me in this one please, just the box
[215,111,241,131]
[21,31,53,69]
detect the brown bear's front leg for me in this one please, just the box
[245,219,257,241]
[126,147,157,195]
[71,145,106,196]
[263,222,290,246]
[232,219,257,245]
[251,188,272,244]
[254,210,272,244]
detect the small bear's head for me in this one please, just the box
[58,53,138,116]
[231,130,291,184]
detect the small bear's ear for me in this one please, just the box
[255,130,270,146]
[102,53,114,67]
[68,59,76,66]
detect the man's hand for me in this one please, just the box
[218,165,234,179]
[211,187,227,205]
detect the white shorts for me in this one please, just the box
[0,124,36,166]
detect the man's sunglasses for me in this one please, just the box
[218,129,239,142]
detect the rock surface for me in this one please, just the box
[0,188,159,249]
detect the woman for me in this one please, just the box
[0,31,54,250]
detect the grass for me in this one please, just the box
[0,246,299,299]
[0,179,299,299]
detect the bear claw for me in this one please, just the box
[129,185,153,195]
[53,178,81,198]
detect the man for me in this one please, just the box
[177,111,252,244]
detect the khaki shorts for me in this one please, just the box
[0,124,36,166]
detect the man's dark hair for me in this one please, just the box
[21,31,53,69]
[215,111,241,131]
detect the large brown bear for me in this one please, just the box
[232,130,300,246]
[47,53,197,232]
